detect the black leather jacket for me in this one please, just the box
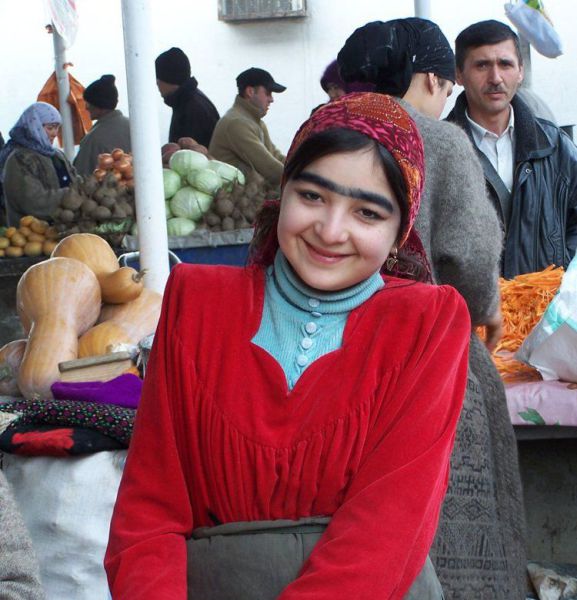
[447,93,577,278]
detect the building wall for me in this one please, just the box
[1,0,576,154]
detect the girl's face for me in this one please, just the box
[278,148,402,292]
[43,122,60,145]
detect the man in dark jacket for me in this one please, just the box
[155,47,220,147]
[447,20,577,279]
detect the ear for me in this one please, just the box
[425,72,437,94]
[518,63,525,85]
[456,69,464,86]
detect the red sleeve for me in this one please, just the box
[278,286,470,600]
[104,266,195,600]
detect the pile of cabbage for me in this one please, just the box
[163,149,245,237]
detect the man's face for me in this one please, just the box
[156,79,179,99]
[457,40,524,121]
[247,85,274,116]
[85,102,99,121]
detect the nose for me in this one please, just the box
[488,64,503,85]
[313,208,349,245]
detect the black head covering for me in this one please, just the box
[337,18,456,97]
[155,47,191,85]
[83,75,118,110]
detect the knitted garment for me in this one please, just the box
[253,252,383,389]
[105,263,470,599]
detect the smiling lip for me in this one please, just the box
[304,240,350,263]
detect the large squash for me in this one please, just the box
[98,288,163,345]
[78,321,133,358]
[17,257,101,399]
[51,233,145,304]
[0,339,27,396]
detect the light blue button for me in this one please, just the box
[308,298,320,308]
[310,311,322,318]
[301,337,313,349]
[297,354,308,366]
[305,322,317,334]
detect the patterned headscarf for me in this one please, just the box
[251,92,430,279]
[0,102,61,181]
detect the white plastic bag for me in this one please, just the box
[505,1,563,58]
[517,256,577,381]
[2,451,126,600]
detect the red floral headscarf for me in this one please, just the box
[251,92,431,280]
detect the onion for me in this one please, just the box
[112,171,123,181]
[93,168,107,182]
[121,165,134,179]
[111,148,125,161]
[116,160,132,174]
[98,154,114,169]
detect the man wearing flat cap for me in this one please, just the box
[155,47,220,147]
[74,74,131,176]
[209,68,286,187]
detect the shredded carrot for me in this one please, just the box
[477,265,564,382]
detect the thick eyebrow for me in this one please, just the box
[295,171,395,213]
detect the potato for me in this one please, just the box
[42,240,58,256]
[27,232,45,243]
[61,190,84,211]
[30,219,49,234]
[5,227,17,239]
[81,198,99,217]
[0,237,9,249]
[0,249,4,257]
[221,216,235,231]
[23,241,43,257]
[19,215,36,227]
[5,246,23,258]
[60,209,75,223]
[215,198,234,218]
[10,232,27,247]
[18,226,32,238]
[93,206,112,221]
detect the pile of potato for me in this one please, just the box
[52,171,135,240]
[0,216,59,258]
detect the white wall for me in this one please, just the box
[1,0,576,154]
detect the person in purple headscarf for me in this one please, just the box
[0,102,76,226]
[311,60,374,114]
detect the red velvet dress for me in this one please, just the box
[105,263,470,599]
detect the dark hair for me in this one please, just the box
[249,128,427,280]
[455,20,522,71]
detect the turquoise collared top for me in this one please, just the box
[252,251,384,390]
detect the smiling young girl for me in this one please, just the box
[105,93,470,600]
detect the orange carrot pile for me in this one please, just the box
[478,265,564,382]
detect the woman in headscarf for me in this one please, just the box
[105,92,470,599]
[0,102,75,226]
[338,19,527,600]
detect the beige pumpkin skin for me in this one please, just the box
[51,233,145,304]
[16,257,102,400]
[0,339,27,396]
[98,288,163,344]
[78,321,133,358]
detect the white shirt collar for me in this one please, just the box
[466,106,515,146]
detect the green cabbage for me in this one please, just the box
[170,186,213,221]
[188,168,222,196]
[169,149,209,177]
[163,168,182,199]
[165,200,173,219]
[208,160,245,188]
[167,217,196,237]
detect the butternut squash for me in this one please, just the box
[98,288,163,344]
[51,233,145,304]
[78,321,133,358]
[16,257,102,399]
[0,339,27,396]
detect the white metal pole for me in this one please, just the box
[51,26,75,161]
[414,0,432,19]
[121,0,170,294]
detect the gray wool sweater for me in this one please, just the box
[398,99,502,324]
[0,470,45,599]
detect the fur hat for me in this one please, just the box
[155,47,191,85]
[83,75,119,110]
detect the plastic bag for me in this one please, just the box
[516,255,577,381]
[505,1,563,58]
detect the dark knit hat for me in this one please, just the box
[155,47,191,85]
[338,18,455,97]
[320,60,375,94]
[83,75,119,110]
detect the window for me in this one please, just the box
[218,0,307,22]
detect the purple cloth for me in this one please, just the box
[320,60,375,94]
[51,373,142,409]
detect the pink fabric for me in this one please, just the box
[506,380,577,426]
